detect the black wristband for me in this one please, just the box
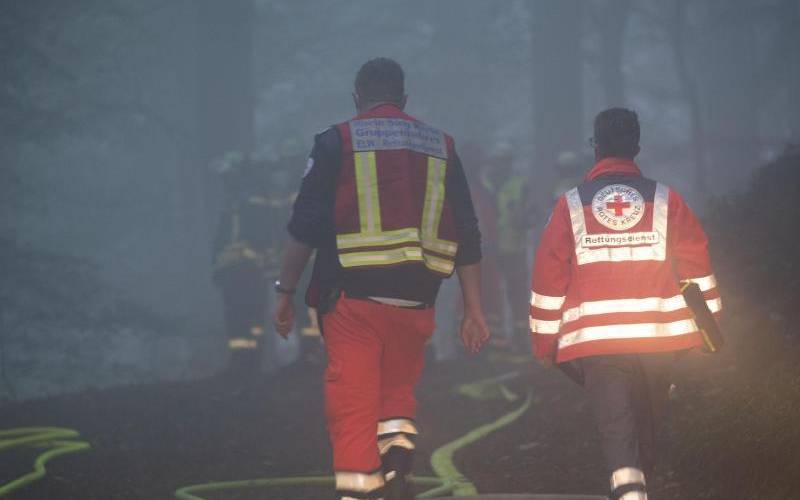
[274,280,296,295]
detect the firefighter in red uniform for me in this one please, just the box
[529,108,722,500]
[273,58,490,500]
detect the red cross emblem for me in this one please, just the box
[605,194,631,216]
[592,184,645,231]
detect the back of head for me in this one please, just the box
[593,107,640,160]
[354,57,405,103]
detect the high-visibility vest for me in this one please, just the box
[334,104,459,276]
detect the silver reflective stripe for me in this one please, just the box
[335,471,384,493]
[558,319,698,349]
[562,295,689,324]
[566,184,669,265]
[378,434,415,455]
[619,492,648,500]
[611,467,646,490]
[377,418,417,436]
[530,317,561,334]
[707,297,722,313]
[530,291,566,310]
[576,244,666,264]
[565,187,587,257]
[652,182,669,255]
[686,274,717,292]
[368,297,424,307]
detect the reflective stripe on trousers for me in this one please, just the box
[611,466,647,500]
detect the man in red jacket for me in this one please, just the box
[273,58,490,500]
[529,108,722,500]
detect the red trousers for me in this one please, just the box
[323,295,435,474]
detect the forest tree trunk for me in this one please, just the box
[530,0,583,181]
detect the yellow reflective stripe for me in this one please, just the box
[558,319,698,349]
[228,339,258,350]
[339,247,424,267]
[337,227,420,249]
[423,253,455,274]
[354,151,381,233]
[337,228,457,256]
[422,238,458,256]
[367,152,381,230]
[340,247,453,274]
[422,156,446,242]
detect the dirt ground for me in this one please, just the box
[2,303,800,500]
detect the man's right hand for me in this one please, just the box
[459,307,491,354]
[273,294,295,339]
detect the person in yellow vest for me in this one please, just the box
[482,145,536,350]
[272,58,490,500]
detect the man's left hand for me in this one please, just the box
[459,307,491,354]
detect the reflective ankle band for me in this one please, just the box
[610,467,647,500]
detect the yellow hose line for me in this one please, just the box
[0,427,91,498]
[174,475,450,500]
[430,390,532,496]
[173,368,532,499]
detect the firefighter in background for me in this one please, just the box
[529,108,722,500]
[272,58,490,500]
[212,153,290,375]
[483,144,536,350]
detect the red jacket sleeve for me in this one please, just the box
[669,189,722,318]
[530,196,573,360]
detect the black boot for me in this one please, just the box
[381,446,415,500]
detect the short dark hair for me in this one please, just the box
[354,57,404,102]
[593,108,640,158]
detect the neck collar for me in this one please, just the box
[585,157,642,181]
